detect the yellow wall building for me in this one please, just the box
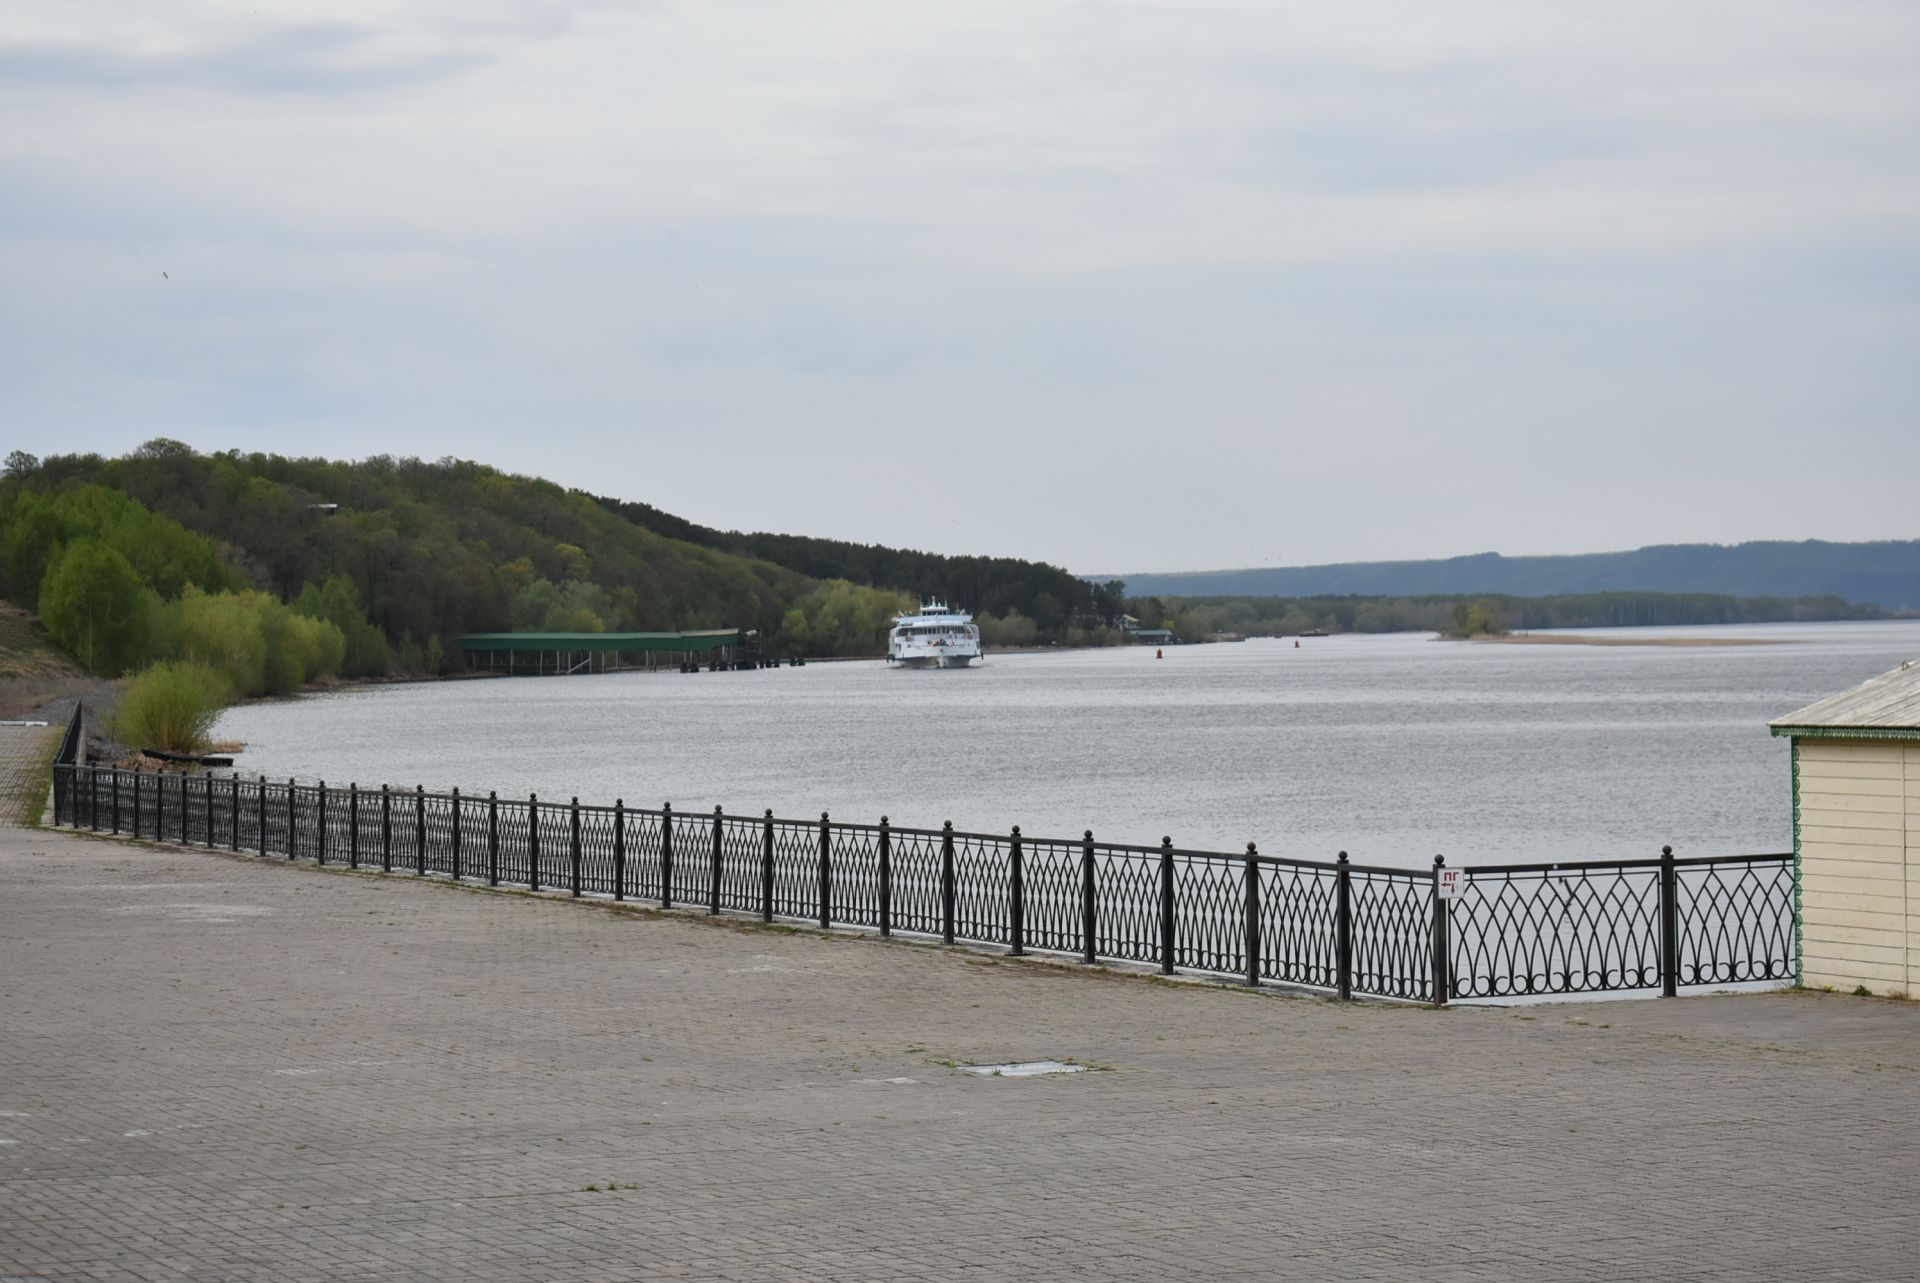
[1771,660,1920,996]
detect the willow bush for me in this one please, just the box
[113,661,232,754]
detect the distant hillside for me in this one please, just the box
[1106,541,1920,611]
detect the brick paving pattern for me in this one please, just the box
[3,738,1917,1279]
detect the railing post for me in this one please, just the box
[1431,856,1450,1007]
[415,785,427,875]
[1159,837,1176,976]
[1244,844,1261,987]
[380,784,392,872]
[349,784,360,868]
[206,773,216,848]
[1335,852,1353,1001]
[878,817,892,938]
[280,778,290,858]
[229,774,239,852]
[488,791,500,887]
[1081,830,1097,964]
[710,806,723,915]
[528,793,540,891]
[131,768,142,840]
[940,821,956,945]
[1008,826,1026,957]
[761,809,775,923]
[316,781,328,864]
[257,774,267,856]
[1659,844,1679,997]
[661,802,674,908]
[155,767,166,844]
[818,812,832,930]
[111,768,121,835]
[612,799,626,900]
[451,788,463,881]
[569,796,581,897]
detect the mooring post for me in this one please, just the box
[488,791,500,887]
[817,812,832,930]
[1009,826,1026,957]
[528,793,541,892]
[1244,843,1261,987]
[414,785,427,876]
[349,784,360,868]
[661,802,674,908]
[612,799,626,900]
[1159,837,1176,976]
[569,796,581,897]
[710,806,723,916]
[761,809,775,922]
[1081,830,1097,964]
[316,780,327,864]
[380,784,392,872]
[878,817,892,938]
[1659,844,1679,997]
[1335,852,1353,1001]
[940,821,956,945]
[1431,856,1450,1007]
[451,788,463,881]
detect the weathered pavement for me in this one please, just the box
[3,741,1917,1280]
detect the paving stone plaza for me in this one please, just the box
[3,728,1918,1281]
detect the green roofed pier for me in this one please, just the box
[461,629,772,675]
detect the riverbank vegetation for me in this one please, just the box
[0,442,1897,722]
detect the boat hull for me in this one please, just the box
[890,652,977,668]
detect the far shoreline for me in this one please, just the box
[1461,633,1796,648]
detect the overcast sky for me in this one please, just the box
[3,2,1916,574]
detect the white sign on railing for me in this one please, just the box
[1436,867,1464,900]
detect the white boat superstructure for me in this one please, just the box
[888,601,981,668]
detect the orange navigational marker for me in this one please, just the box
[1156,648,1164,659]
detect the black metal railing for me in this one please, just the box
[48,751,1797,1003]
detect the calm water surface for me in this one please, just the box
[214,621,1920,869]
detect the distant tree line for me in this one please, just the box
[1153,590,1888,638]
[592,494,1127,637]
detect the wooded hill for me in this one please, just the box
[0,443,1108,680]
[1110,541,1920,611]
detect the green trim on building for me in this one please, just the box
[461,630,740,654]
[1770,724,1920,742]
[1791,738,1802,984]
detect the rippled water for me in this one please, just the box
[213,621,1920,869]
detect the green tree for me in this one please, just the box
[38,541,156,676]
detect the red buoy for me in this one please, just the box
[1156,648,1164,659]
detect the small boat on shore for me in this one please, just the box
[888,601,981,669]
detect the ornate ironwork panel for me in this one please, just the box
[1675,857,1795,985]
[1021,837,1085,956]
[888,828,944,935]
[1172,852,1245,976]
[829,824,883,928]
[1093,845,1160,963]
[951,831,1010,945]
[1449,865,1661,998]
[1348,868,1432,1000]
[769,819,818,920]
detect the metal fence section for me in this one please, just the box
[47,752,1797,1003]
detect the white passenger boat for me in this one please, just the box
[888,601,981,668]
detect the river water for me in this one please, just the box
[212,621,1920,870]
